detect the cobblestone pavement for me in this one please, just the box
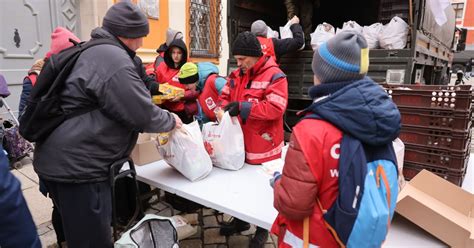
[14,162,277,248]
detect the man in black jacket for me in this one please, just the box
[32,2,181,247]
[250,16,305,63]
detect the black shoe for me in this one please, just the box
[249,227,269,248]
[219,218,250,236]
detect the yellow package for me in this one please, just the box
[159,83,185,98]
[156,132,170,145]
[152,95,169,105]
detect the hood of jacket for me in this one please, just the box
[164,39,188,69]
[91,27,116,40]
[197,62,219,90]
[306,78,401,146]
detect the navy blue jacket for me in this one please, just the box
[305,77,401,146]
[0,144,41,248]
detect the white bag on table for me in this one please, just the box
[362,23,383,49]
[310,22,336,50]
[202,112,245,170]
[378,16,409,49]
[157,121,212,181]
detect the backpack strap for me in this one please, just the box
[27,74,38,86]
[375,165,392,228]
[64,106,98,121]
[303,217,310,248]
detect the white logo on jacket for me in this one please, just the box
[330,143,340,159]
[205,97,216,110]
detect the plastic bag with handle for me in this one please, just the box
[279,20,305,50]
[310,22,336,50]
[378,16,409,49]
[156,121,212,181]
[266,26,279,39]
[202,112,245,170]
[362,23,383,49]
[336,20,363,34]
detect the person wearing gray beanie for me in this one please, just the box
[31,2,180,248]
[312,30,369,84]
[102,0,149,39]
[251,20,268,37]
[250,16,304,62]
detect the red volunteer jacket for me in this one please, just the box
[271,119,341,248]
[199,74,220,121]
[218,56,287,164]
[257,37,277,62]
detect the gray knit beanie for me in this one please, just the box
[312,30,369,84]
[251,20,268,37]
[166,28,183,47]
[103,1,149,38]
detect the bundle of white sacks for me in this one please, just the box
[310,16,409,50]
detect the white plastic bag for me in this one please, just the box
[266,26,279,39]
[336,20,363,34]
[379,16,409,49]
[202,112,245,170]
[362,23,383,49]
[279,20,293,39]
[392,138,406,190]
[279,20,305,50]
[157,121,212,181]
[310,22,336,50]
[115,214,179,248]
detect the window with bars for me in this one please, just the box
[452,3,464,19]
[189,0,222,58]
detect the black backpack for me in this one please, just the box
[19,38,119,142]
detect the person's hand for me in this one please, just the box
[214,107,225,122]
[170,96,182,102]
[290,15,300,25]
[270,172,282,188]
[224,102,240,117]
[172,113,183,129]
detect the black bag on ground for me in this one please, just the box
[115,177,152,225]
[19,38,118,142]
[164,192,203,213]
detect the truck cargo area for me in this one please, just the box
[227,0,456,128]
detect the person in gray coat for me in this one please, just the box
[32,2,181,247]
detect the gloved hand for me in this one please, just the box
[269,172,282,188]
[149,82,162,96]
[224,102,240,117]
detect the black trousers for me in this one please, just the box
[42,180,112,248]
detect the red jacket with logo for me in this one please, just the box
[257,37,277,63]
[199,74,220,121]
[271,119,341,248]
[218,56,288,164]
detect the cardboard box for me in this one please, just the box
[130,133,162,166]
[396,170,474,247]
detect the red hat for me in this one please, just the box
[45,27,80,59]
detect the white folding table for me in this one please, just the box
[127,159,465,247]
